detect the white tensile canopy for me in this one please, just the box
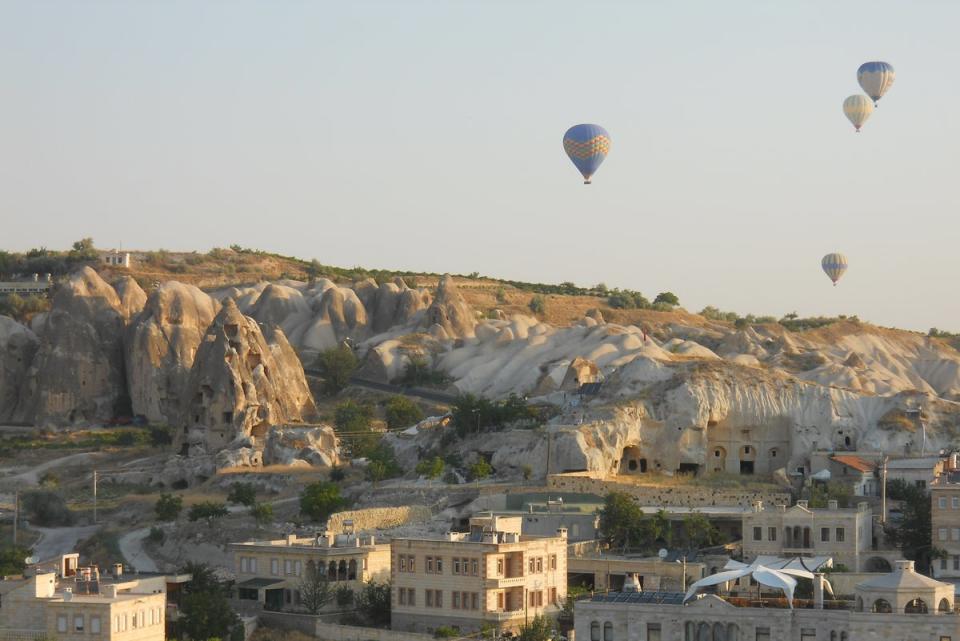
[684,556,835,606]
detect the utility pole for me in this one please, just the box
[881,454,889,525]
[12,489,18,547]
[545,430,552,479]
[93,469,98,525]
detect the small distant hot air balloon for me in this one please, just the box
[858,61,895,105]
[563,124,611,184]
[822,253,848,286]
[843,95,874,132]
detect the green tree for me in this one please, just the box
[177,562,242,641]
[434,627,459,638]
[495,287,507,304]
[334,400,373,432]
[317,344,358,394]
[300,481,345,522]
[155,493,183,521]
[22,490,75,527]
[528,295,546,315]
[299,562,333,614]
[468,458,493,481]
[0,546,29,576]
[335,585,354,607]
[884,481,943,573]
[517,614,553,641]
[415,456,445,479]
[250,503,273,525]
[808,481,853,508]
[682,512,722,549]
[599,492,644,551]
[653,291,679,306]
[227,482,257,507]
[187,501,229,524]
[71,238,95,252]
[354,581,391,627]
[384,396,424,430]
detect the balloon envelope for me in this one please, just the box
[843,95,873,131]
[857,61,895,103]
[563,124,611,183]
[822,253,848,285]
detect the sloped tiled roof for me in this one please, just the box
[831,455,876,473]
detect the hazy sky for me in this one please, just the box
[2,1,958,332]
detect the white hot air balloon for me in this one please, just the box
[843,95,874,132]
[858,61,895,105]
[822,253,848,286]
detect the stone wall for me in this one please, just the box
[258,611,446,641]
[546,473,791,508]
[327,506,432,534]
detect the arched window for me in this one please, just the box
[603,622,613,641]
[872,598,892,613]
[940,598,953,613]
[685,622,696,641]
[726,623,739,641]
[348,559,358,581]
[830,632,837,641]
[840,634,848,641]
[856,596,864,611]
[713,622,726,641]
[337,560,347,581]
[697,622,712,641]
[327,561,337,580]
[905,598,928,614]
[590,621,600,641]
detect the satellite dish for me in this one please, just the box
[24,556,37,565]
[658,548,668,560]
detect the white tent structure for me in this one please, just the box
[684,556,834,607]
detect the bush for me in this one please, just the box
[227,482,257,507]
[434,627,459,638]
[0,545,30,576]
[155,493,183,521]
[395,356,450,388]
[251,503,273,525]
[353,581,391,627]
[187,502,229,523]
[415,456,445,479]
[329,466,346,482]
[528,295,546,315]
[451,393,538,437]
[317,345,358,394]
[607,289,650,310]
[22,490,75,527]
[149,425,173,446]
[365,442,403,482]
[335,585,354,607]
[443,470,460,485]
[147,526,165,544]
[653,292,679,306]
[300,481,345,522]
[334,400,373,433]
[468,458,493,482]
[384,396,424,430]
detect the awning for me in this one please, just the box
[236,578,285,589]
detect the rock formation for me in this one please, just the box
[177,299,318,456]
[0,317,38,422]
[420,274,476,339]
[15,267,127,425]
[263,425,340,467]
[112,276,147,321]
[125,282,221,424]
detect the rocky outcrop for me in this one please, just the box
[421,275,476,338]
[0,317,37,421]
[125,282,221,423]
[16,267,126,425]
[263,425,340,467]
[113,276,147,321]
[177,299,318,455]
[370,278,431,334]
[248,283,312,339]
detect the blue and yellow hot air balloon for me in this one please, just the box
[563,124,611,184]
[858,62,895,105]
[822,253,848,286]
[843,95,873,132]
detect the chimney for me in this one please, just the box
[286,534,297,546]
[813,573,825,609]
[752,500,763,513]
[112,563,123,579]
[796,500,809,509]
[777,504,787,512]
[556,528,568,540]
[63,587,73,601]
[858,501,869,512]
[102,584,118,599]
[896,560,915,573]
[827,500,838,510]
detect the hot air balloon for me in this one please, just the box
[843,95,873,132]
[858,61,895,105]
[563,124,611,184]
[822,253,848,286]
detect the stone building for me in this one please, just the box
[704,420,791,476]
[229,527,391,611]
[932,473,960,579]
[741,500,874,571]
[575,560,960,641]
[390,515,567,635]
[0,555,186,641]
[887,456,945,490]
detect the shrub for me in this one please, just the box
[317,345,358,394]
[353,581,391,627]
[384,396,424,430]
[468,458,493,481]
[187,501,229,523]
[522,465,533,480]
[251,503,273,525]
[227,482,257,507]
[155,493,183,521]
[434,627,459,638]
[22,490,75,527]
[395,356,450,387]
[329,466,346,482]
[334,400,373,433]
[495,287,507,304]
[415,456,445,479]
[149,425,173,446]
[528,295,546,315]
[607,289,650,310]
[653,292,679,306]
[147,527,165,544]
[0,545,30,575]
[300,481,345,522]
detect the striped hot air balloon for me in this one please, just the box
[843,95,874,132]
[858,61,895,105]
[822,253,848,286]
[563,124,611,184]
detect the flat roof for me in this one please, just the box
[590,591,687,605]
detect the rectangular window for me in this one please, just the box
[472,558,478,575]
[536,557,543,573]
[435,590,442,608]
[940,636,952,641]
[550,587,557,604]
[821,527,830,542]
[952,528,960,541]
[953,497,959,509]
[497,558,504,575]
[529,558,535,573]
[549,555,557,570]
[836,527,845,542]
[647,623,662,641]
[57,616,67,633]
[271,558,279,575]
[74,615,84,632]
[426,589,434,607]
[768,527,777,541]
[800,629,816,641]
[940,497,948,509]
[294,560,302,576]
[426,557,434,573]
[436,557,443,573]
[408,555,415,572]
[91,616,101,634]
[408,588,415,606]
[240,557,249,573]
[472,592,479,610]
[940,528,949,541]
[453,591,461,609]
[753,526,762,541]
[954,555,959,571]
[399,588,406,605]
[498,592,504,610]
[399,556,406,572]
[756,628,770,641]
[943,558,948,570]
[454,558,461,575]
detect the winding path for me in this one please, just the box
[118,527,159,572]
